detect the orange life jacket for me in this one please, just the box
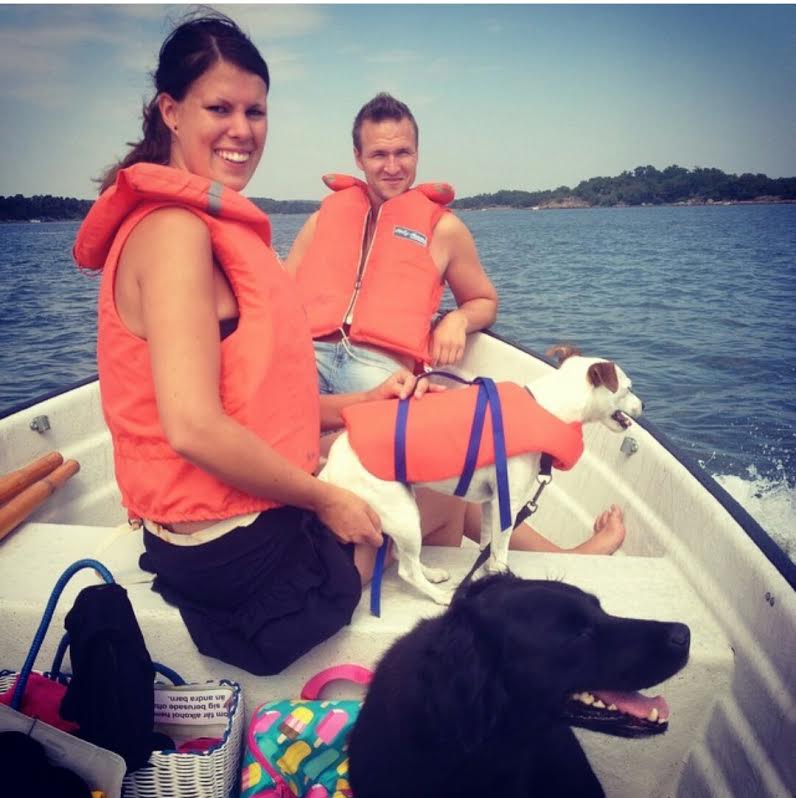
[295,174,454,363]
[73,163,320,522]
[342,382,583,483]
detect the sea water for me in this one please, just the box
[1,204,794,560]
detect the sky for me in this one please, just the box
[1,3,794,201]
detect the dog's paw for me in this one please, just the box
[431,588,454,606]
[485,558,510,575]
[422,566,450,584]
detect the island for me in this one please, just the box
[2,165,794,221]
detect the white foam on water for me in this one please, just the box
[712,466,796,563]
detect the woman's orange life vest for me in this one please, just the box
[73,163,321,523]
[342,382,583,483]
[294,174,454,364]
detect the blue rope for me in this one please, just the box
[11,558,114,710]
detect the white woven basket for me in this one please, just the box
[122,678,244,798]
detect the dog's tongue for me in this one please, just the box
[592,690,670,721]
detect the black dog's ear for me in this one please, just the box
[587,361,619,393]
[546,344,581,365]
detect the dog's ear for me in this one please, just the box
[587,361,619,393]
[545,344,581,366]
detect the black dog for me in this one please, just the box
[348,573,690,798]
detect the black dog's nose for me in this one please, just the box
[668,623,690,649]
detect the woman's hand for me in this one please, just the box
[369,369,446,402]
[315,484,384,547]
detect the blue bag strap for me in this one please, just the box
[152,662,186,686]
[50,635,185,687]
[49,631,185,687]
[12,558,114,710]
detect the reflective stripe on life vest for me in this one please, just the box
[74,163,320,522]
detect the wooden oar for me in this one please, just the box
[0,451,64,505]
[0,460,80,542]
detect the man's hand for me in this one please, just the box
[430,310,468,366]
[369,369,446,401]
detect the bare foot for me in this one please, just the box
[588,504,626,554]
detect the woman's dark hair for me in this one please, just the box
[98,11,269,192]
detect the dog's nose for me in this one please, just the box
[668,623,690,650]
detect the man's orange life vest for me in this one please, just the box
[295,174,454,363]
[342,382,583,483]
[73,163,320,523]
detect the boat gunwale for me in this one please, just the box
[483,329,796,591]
[2,331,794,590]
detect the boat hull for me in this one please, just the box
[1,331,793,797]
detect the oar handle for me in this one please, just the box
[0,451,64,505]
[0,460,80,541]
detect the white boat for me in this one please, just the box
[1,331,794,797]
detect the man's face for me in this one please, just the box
[354,117,418,206]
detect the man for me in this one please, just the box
[287,93,626,553]
[286,92,498,393]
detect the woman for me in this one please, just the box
[74,12,428,676]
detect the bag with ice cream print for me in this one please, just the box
[241,664,372,798]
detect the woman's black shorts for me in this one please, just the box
[140,506,362,675]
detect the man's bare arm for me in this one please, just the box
[429,213,498,365]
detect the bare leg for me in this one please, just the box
[463,503,627,555]
[415,487,468,547]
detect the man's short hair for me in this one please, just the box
[352,92,419,152]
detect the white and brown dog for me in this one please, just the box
[320,350,643,604]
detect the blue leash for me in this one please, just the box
[373,372,512,615]
[11,558,114,710]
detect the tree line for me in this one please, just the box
[0,193,321,222]
[3,165,795,221]
[452,165,796,210]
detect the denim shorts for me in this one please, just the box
[315,339,405,394]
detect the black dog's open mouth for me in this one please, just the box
[565,689,669,737]
[612,411,632,429]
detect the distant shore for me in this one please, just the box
[3,162,795,221]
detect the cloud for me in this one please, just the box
[223,5,329,40]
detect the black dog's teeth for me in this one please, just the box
[564,694,669,738]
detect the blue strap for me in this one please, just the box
[12,558,114,710]
[454,378,489,496]
[370,535,390,617]
[394,370,478,485]
[394,399,411,484]
[481,378,512,531]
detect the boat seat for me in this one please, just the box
[0,522,733,798]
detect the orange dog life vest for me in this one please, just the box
[74,163,320,522]
[295,174,454,363]
[342,382,583,483]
